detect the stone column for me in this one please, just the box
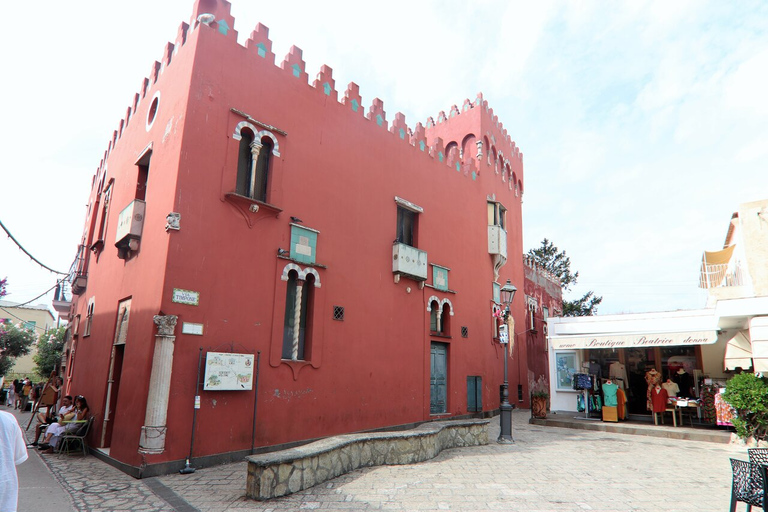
[476,139,483,160]
[139,315,178,454]
[249,141,263,199]
[291,282,304,360]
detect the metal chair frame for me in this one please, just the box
[730,458,766,512]
[58,417,93,456]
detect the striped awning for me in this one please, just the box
[724,331,752,371]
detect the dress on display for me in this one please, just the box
[714,391,734,426]
[602,382,619,407]
[650,386,669,413]
[609,362,628,390]
[645,369,661,411]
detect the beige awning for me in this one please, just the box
[549,330,718,350]
[724,331,752,371]
[702,245,736,266]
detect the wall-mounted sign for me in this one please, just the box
[203,352,254,391]
[182,322,204,335]
[172,288,199,306]
[549,330,718,350]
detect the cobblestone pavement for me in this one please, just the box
[21,409,743,512]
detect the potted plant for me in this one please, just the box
[530,378,550,419]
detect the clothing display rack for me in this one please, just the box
[574,373,601,421]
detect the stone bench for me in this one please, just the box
[246,418,489,500]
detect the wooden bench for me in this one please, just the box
[246,419,489,500]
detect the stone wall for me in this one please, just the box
[246,419,488,500]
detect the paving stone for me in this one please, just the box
[19,409,744,511]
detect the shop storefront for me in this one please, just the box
[547,308,747,418]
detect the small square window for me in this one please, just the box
[333,306,344,321]
[461,326,469,338]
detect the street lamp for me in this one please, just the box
[498,279,517,444]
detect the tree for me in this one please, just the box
[0,321,36,376]
[34,326,66,378]
[527,238,603,316]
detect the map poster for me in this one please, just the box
[203,352,255,391]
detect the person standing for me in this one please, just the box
[0,410,28,512]
[13,379,23,409]
[6,379,16,407]
[19,379,32,412]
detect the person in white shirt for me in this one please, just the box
[30,395,74,446]
[0,410,28,512]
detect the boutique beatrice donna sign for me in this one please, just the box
[550,330,718,350]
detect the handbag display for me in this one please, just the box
[572,373,592,390]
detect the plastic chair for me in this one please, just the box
[749,448,768,467]
[59,417,93,456]
[729,458,766,512]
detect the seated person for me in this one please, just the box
[39,395,90,453]
[29,394,73,446]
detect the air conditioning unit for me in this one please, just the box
[392,243,428,281]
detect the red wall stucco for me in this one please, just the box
[64,0,545,472]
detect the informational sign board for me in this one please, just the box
[203,352,255,391]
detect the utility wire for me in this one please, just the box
[6,282,60,309]
[0,218,68,275]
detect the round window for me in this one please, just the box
[146,92,160,131]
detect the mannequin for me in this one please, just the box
[662,378,679,397]
[674,368,694,397]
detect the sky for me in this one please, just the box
[1,0,766,316]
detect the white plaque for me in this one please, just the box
[182,322,204,335]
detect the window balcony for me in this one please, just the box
[699,262,745,289]
[392,243,428,281]
[488,225,507,259]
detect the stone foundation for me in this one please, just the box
[246,419,489,500]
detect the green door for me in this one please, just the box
[430,342,448,414]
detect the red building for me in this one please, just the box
[523,256,563,396]
[62,0,542,476]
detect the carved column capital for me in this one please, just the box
[153,315,178,336]
[249,140,263,156]
[476,139,483,159]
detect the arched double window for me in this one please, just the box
[282,270,315,360]
[236,128,273,202]
[429,299,452,336]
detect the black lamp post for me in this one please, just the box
[498,279,517,444]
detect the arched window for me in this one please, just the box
[236,131,272,202]
[441,302,451,336]
[430,300,441,332]
[236,129,254,197]
[282,270,314,360]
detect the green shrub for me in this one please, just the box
[722,373,768,441]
